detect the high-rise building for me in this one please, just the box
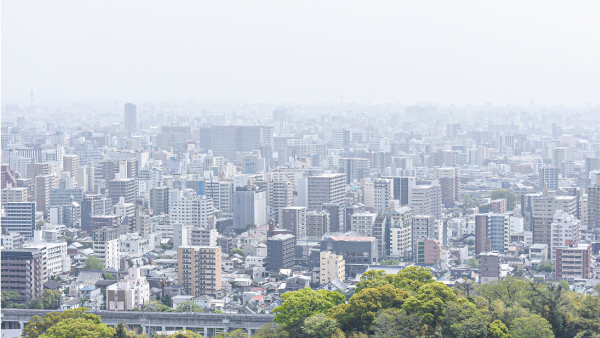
[35,175,53,217]
[416,237,441,265]
[107,178,136,205]
[170,195,215,228]
[281,206,307,240]
[338,158,370,184]
[306,210,330,238]
[81,194,112,230]
[350,212,377,237]
[1,187,28,204]
[486,214,510,254]
[268,179,293,225]
[92,227,120,269]
[555,242,592,280]
[475,215,491,255]
[1,202,36,237]
[383,176,415,206]
[319,250,345,285]
[233,185,267,230]
[1,249,45,301]
[210,126,273,160]
[550,210,580,259]
[374,178,393,213]
[410,185,442,219]
[434,167,460,208]
[178,246,222,297]
[266,234,295,272]
[150,186,170,216]
[322,203,344,233]
[539,167,559,190]
[63,155,80,187]
[307,173,345,211]
[412,215,438,251]
[532,193,577,246]
[124,103,137,133]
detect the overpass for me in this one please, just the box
[1,309,275,337]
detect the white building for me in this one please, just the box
[92,228,121,270]
[170,189,215,228]
[550,210,581,260]
[390,222,412,260]
[190,227,218,247]
[120,233,153,255]
[350,212,377,236]
[374,178,393,213]
[244,256,266,271]
[172,223,191,248]
[106,268,150,311]
[24,242,71,274]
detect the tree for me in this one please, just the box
[41,290,62,309]
[370,308,429,338]
[215,329,247,338]
[379,259,400,265]
[488,320,512,338]
[354,270,395,294]
[393,266,435,293]
[535,260,555,272]
[104,272,115,280]
[2,291,23,307]
[509,314,554,338]
[467,258,479,269]
[161,294,173,308]
[490,189,518,210]
[251,323,289,338]
[164,330,204,338]
[402,282,458,325]
[37,317,115,338]
[273,288,345,333]
[301,314,339,338]
[329,284,411,333]
[176,300,202,312]
[22,307,102,338]
[438,300,491,338]
[231,248,245,257]
[36,220,45,230]
[114,323,127,338]
[83,255,105,270]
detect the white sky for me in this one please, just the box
[2,1,600,106]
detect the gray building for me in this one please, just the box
[307,173,345,211]
[267,234,295,272]
[81,194,112,230]
[320,235,378,278]
[322,203,344,233]
[281,206,306,241]
[124,103,137,133]
[50,188,84,206]
[107,178,136,205]
[150,186,170,216]
[233,186,267,230]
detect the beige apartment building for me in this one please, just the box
[178,246,222,297]
[320,250,345,285]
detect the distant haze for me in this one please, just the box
[2,1,600,106]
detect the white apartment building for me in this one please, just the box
[170,192,215,228]
[106,268,150,311]
[550,210,581,259]
[320,250,345,285]
[120,233,153,255]
[390,223,412,260]
[244,256,266,271]
[173,223,191,248]
[24,242,70,274]
[113,196,135,221]
[374,178,393,213]
[92,228,120,270]
[351,212,377,236]
[190,227,218,247]
[362,180,375,210]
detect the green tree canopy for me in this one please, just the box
[251,323,289,338]
[438,299,492,338]
[354,270,396,293]
[393,266,435,293]
[22,307,101,338]
[231,248,245,257]
[490,189,518,210]
[488,320,512,338]
[401,282,458,325]
[301,313,339,338]
[535,260,555,272]
[164,330,204,338]
[83,255,105,271]
[370,308,429,338]
[37,317,114,338]
[467,258,479,268]
[329,284,411,333]
[273,288,345,333]
[509,314,554,338]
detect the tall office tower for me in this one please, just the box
[92,227,120,269]
[1,202,36,237]
[555,242,593,280]
[35,175,53,217]
[210,126,273,160]
[322,203,345,232]
[532,193,577,246]
[552,147,573,168]
[350,212,377,237]
[81,194,112,230]
[281,206,307,240]
[1,187,28,204]
[268,179,293,225]
[384,176,416,206]
[475,214,491,255]
[170,192,215,228]
[307,173,345,211]
[434,167,460,208]
[550,210,581,259]
[374,178,393,213]
[124,103,137,133]
[150,186,170,216]
[306,211,330,237]
[233,185,267,230]
[266,234,295,271]
[410,185,442,220]
[107,178,136,204]
[178,246,222,297]
[585,157,600,175]
[27,159,50,179]
[338,158,369,184]
[1,249,45,301]
[588,186,600,229]
[539,167,559,190]
[486,214,510,254]
[62,155,80,187]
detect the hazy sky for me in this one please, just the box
[2,1,600,106]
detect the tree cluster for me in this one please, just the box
[2,290,62,310]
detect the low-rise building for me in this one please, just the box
[106,268,150,311]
